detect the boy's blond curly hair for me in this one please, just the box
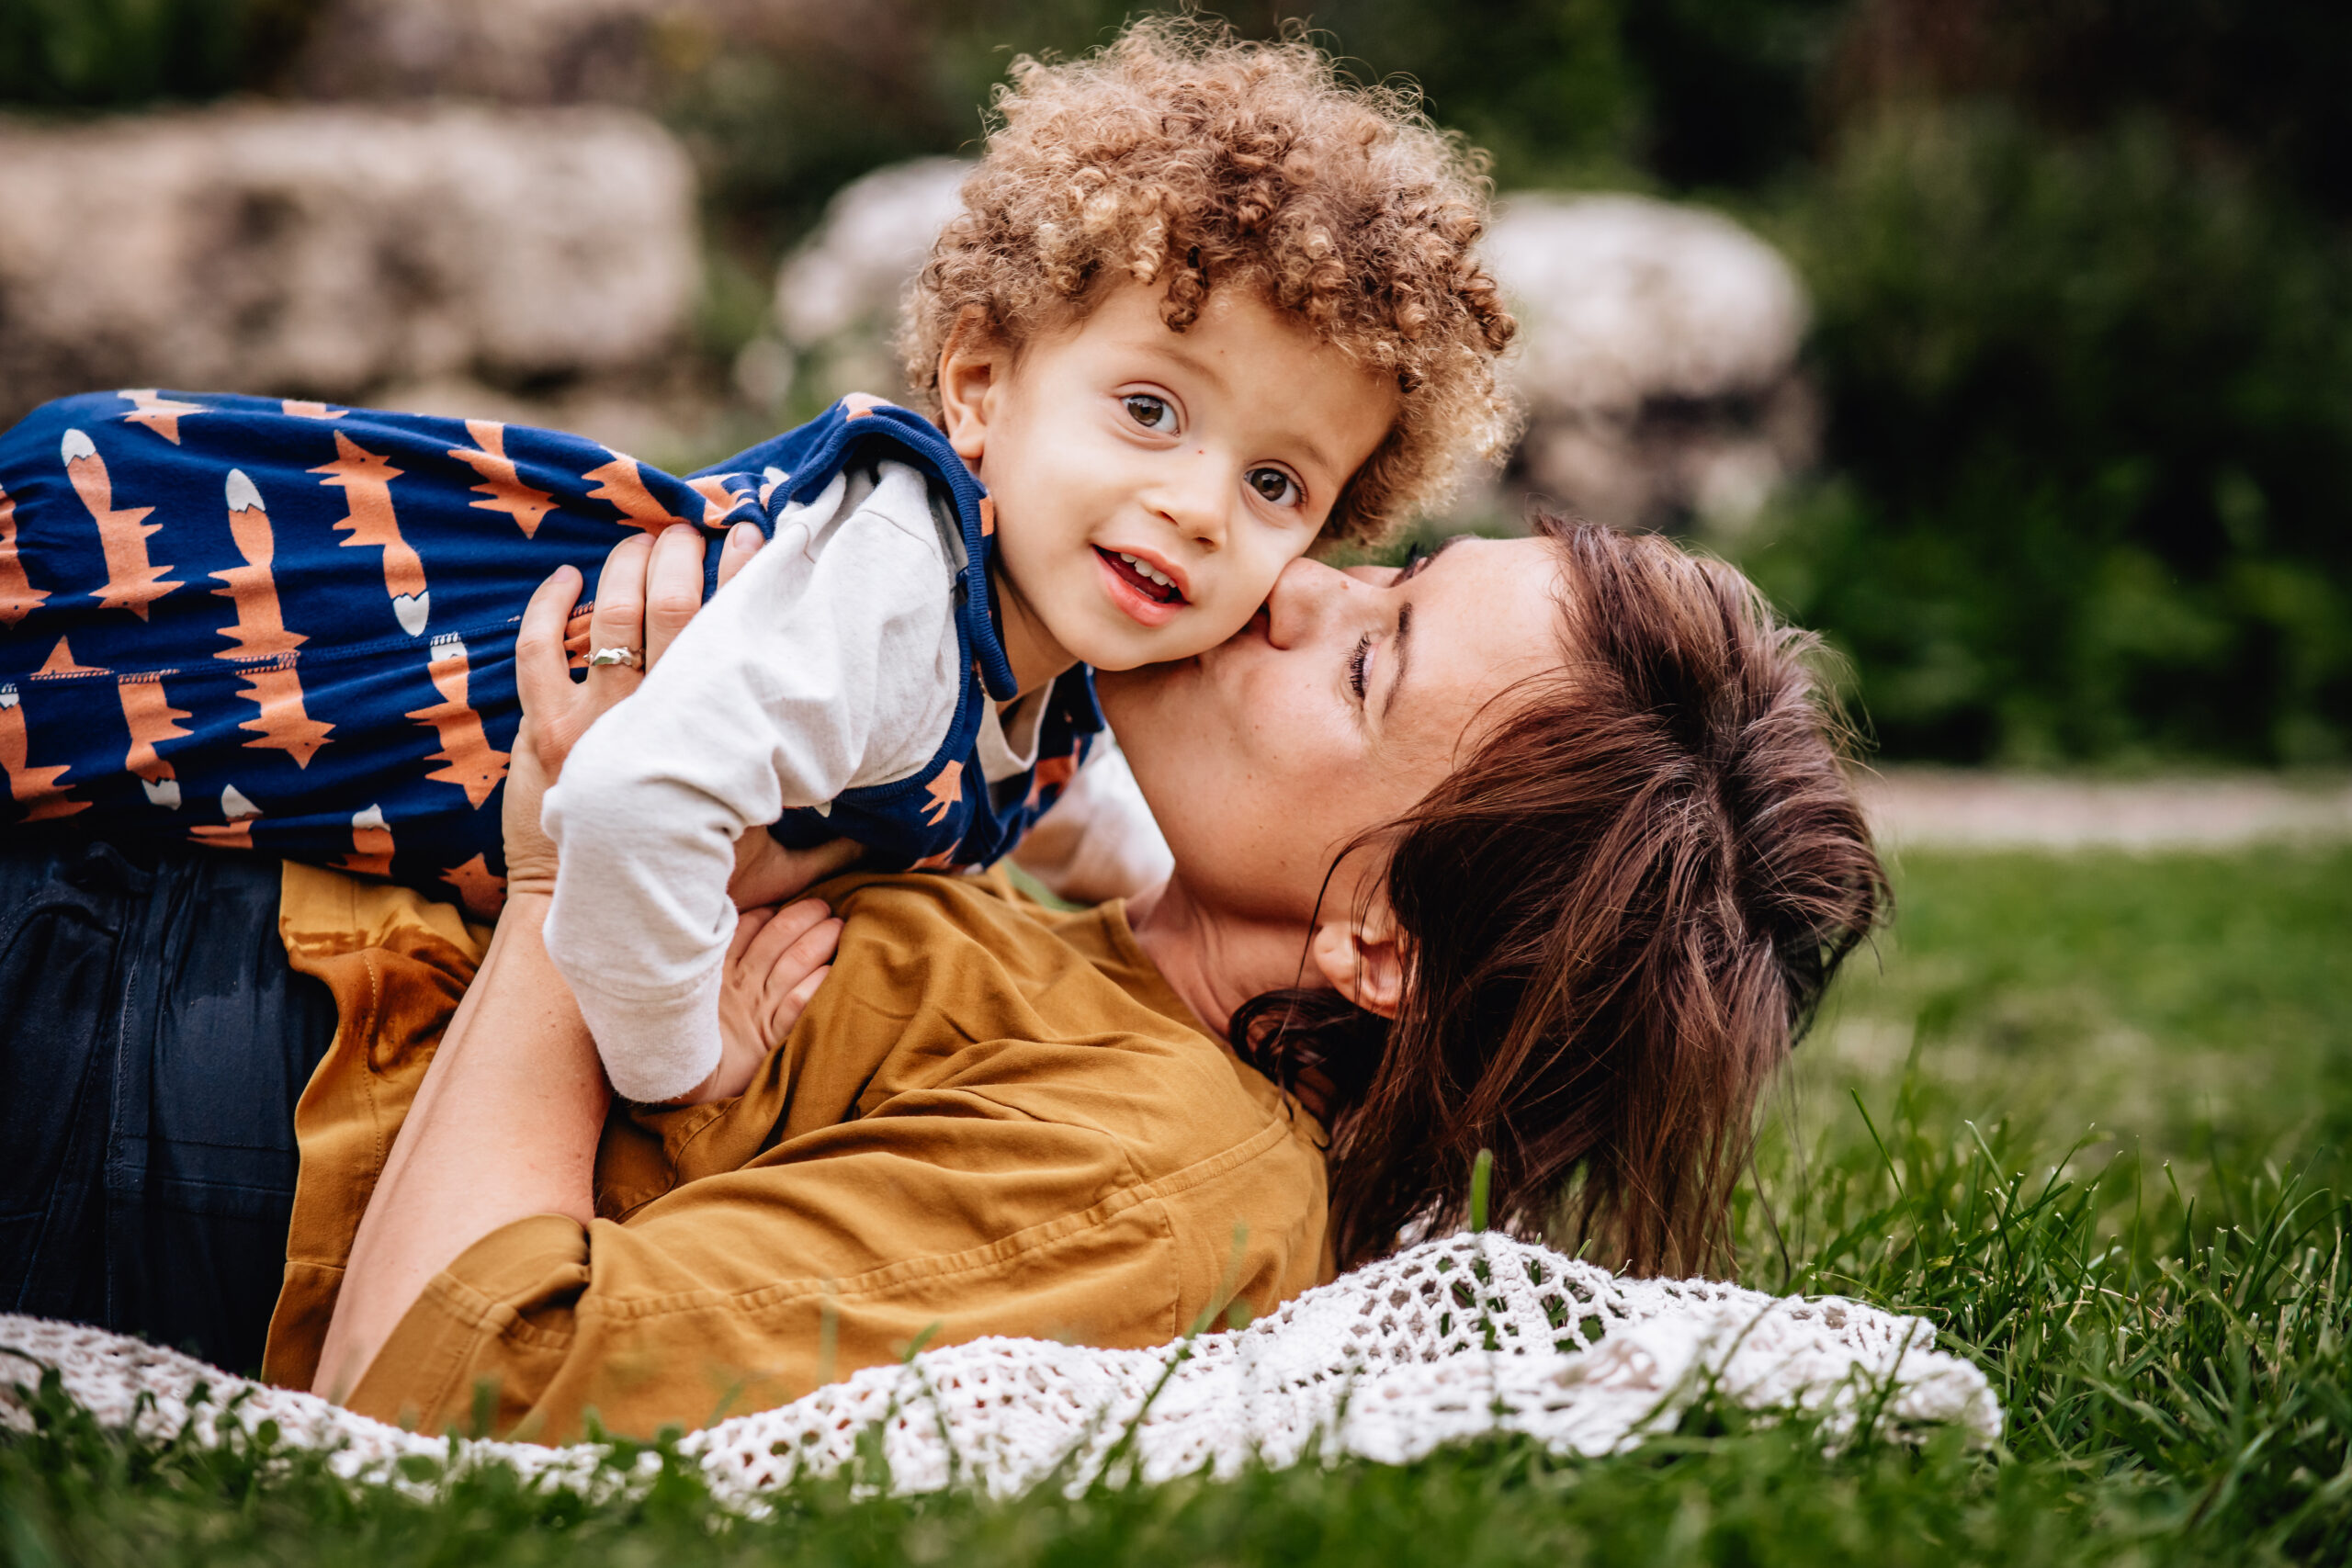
[901,17,1517,546]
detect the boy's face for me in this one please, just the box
[939,281,1399,684]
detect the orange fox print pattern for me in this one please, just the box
[62,429,180,619]
[0,389,775,902]
[0,388,1087,910]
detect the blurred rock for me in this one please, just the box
[0,104,698,423]
[291,0,708,105]
[764,156,973,405]
[1485,193,1815,532]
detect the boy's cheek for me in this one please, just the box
[1215,543,1306,630]
[1181,577,1272,651]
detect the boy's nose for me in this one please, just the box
[1154,456,1230,550]
[1260,557,1362,649]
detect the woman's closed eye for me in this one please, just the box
[1345,544,1442,710]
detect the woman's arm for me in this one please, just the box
[313,524,839,1398]
[309,889,605,1398]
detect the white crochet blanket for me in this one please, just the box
[0,1235,1999,1503]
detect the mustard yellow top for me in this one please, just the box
[259,864,1331,1441]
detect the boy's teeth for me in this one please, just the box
[1117,551,1173,588]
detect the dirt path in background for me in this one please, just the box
[1858,769,2352,851]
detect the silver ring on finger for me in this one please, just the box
[587,646,644,670]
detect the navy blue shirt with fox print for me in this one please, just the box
[0,389,1100,916]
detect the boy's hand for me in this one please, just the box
[729,829,864,910]
[670,897,844,1104]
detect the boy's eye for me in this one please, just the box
[1248,468,1301,507]
[1124,394,1174,432]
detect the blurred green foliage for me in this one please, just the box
[4,0,2348,761]
[1746,108,2352,763]
[0,0,317,107]
[1726,0,2352,764]
[658,0,1848,255]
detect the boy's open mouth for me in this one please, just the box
[1095,547,1187,605]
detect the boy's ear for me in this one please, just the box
[936,308,1008,466]
[1308,898,1407,1020]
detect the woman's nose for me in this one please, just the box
[1260,556,1361,649]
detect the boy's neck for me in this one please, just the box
[989,559,1078,697]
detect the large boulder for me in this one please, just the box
[0,104,698,423]
[754,155,974,409]
[1485,193,1815,531]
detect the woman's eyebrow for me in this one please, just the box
[1382,601,1414,719]
[1380,535,1464,718]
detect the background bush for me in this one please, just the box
[0,0,318,108]
[6,0,2349,764]
[1748,107,2352,764]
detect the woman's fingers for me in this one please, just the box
[584,533,652,698]
[716,520,764,592]
[594,522,761,675]
[503,563,586,889]
[727,903,779,963]
[582,518,764,683]
[643,524,707,671]
[779,965,831,1028]
[738,897,835,976]
[777,915,843,980]
[764,916,843,1012]
[716,897,841,1055]
[514,565,584,729]
[737,898,841,1034]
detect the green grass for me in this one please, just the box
[8,844,2352,1566]
[1788,844,2352,1179]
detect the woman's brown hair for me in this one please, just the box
[1238,516,1887,1276]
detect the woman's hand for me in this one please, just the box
[695,896,842,1100]
[503,522,764,897]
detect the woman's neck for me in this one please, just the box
[1125,875,1320,1042]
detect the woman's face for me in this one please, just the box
[1099,535,1566,922]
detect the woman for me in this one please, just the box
[2,515,1882,1438]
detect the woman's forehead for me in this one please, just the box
[1403,536,1566,728]
[1425,534,1561,607]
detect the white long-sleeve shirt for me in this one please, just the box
[543,461,967,1101]
[541,459,1168,1103]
